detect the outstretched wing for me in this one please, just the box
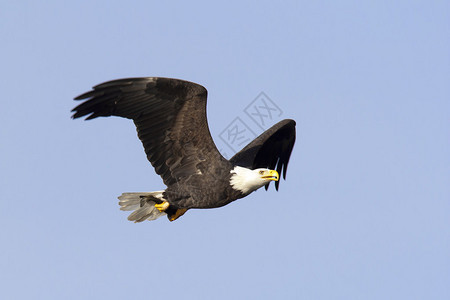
[72,77,223,186]
[229,119,296,190]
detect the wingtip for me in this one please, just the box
[70,110,83,120]
[283,165,288,180]
[70,110,93,121]
[74,92,89,101]
[275,180,280,191]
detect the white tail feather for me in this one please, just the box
[118,191,166,222]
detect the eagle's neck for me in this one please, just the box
[229,166,264,195]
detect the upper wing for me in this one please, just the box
[229,119,296,190]
[72,77,223,186]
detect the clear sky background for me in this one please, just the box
[1,1,449,299]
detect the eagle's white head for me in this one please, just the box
[230,166,279,194]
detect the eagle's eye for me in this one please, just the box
[259,170,264,175]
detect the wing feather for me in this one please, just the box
[72,77,223,186]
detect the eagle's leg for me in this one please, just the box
[169,209,187,222]
[154,201,187,221]
[154,201,170,212]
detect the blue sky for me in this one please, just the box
[1,1,449,299]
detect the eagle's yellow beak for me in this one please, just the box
[261,170,279,181]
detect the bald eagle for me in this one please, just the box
[72,77,296,222]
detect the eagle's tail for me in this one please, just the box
[118,191,166,222]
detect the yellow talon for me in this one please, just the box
[154,201,170,212]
